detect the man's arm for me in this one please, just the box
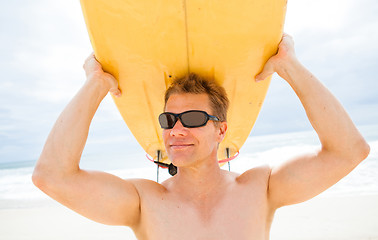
[256,34,370,208]
[32,54,141,226]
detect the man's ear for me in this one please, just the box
[216,122,227,143]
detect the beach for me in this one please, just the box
[1,194,377,240]
[271,194,378,240]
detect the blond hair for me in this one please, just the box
[164,73,229,122]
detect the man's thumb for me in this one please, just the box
[110,87,122,98]
[255,63,274,82]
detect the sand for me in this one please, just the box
[271,194,378,240]
[1,194,377,240]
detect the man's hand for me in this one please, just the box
[83,53,122,98]
[255,33,298,83]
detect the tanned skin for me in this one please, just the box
[33,34,370,239]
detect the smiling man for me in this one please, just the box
[161,75,228,169]
[33,34,370,239]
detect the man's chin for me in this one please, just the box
[168,154,193,168]
[169,158,189,168]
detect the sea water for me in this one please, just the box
[0,124,377,209]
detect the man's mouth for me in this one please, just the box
[169,143,194,150]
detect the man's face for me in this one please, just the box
[162,93,227,168]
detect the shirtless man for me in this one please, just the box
[32,34,370,239]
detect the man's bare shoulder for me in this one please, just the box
[236,165,271,186]
[128,178,167,196]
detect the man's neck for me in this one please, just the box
[169,158,227,201]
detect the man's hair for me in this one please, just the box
[164,73,229,122]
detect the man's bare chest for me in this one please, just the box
[136,188,270,240]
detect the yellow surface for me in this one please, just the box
[80,0,287,164]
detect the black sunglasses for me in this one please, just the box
[158,110,220,129]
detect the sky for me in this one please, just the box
[0,0,377,165]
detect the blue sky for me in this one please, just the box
[0,0,377,165]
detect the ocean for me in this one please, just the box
[0,124,377,209]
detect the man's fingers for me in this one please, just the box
[83,52,95,68]
[85,52,95,62]
[83,52,102,75]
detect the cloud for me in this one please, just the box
[0,0,377,164]
[253,0,378,135]
[284,0,355,34]
[0,0,96,163]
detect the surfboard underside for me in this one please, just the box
[80,0,287,164]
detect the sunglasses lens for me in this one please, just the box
[159,113,177,129]
[181,111,207,127]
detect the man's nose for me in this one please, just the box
[170,119,188,136]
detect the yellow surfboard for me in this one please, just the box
[80,0,287,165]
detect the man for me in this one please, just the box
[33,34,370,239]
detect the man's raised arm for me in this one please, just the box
[32,54,141,226]
[256,34,370,208]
